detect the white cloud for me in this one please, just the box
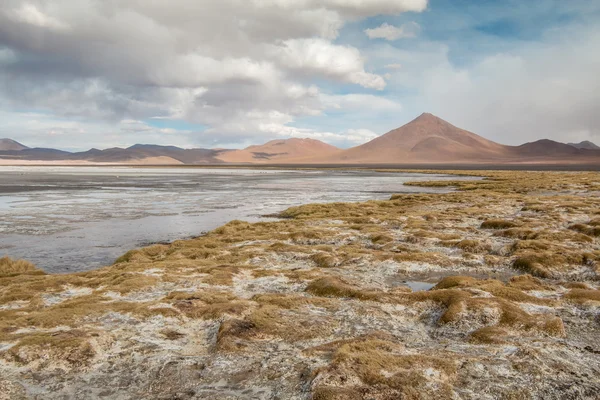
[0,0,426,148]
[365,22,420,40]
[6,3,68,31]
[272,38,385,89]
[370,25,600,145]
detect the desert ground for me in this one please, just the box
[1,170,600,399]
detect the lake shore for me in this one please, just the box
[1,170,599,399]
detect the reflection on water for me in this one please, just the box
[0,166,475,273]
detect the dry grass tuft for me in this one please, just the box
[306,277,380,301]
[5,329,96,368]
[569,223,600,237]
[0,257,45,278]
[508,275,553,291]
[481,219,519,229]
[469,326,508,344]
[311,334,457,399]
[310,252,339,268]
[512,255,553,278]
[167,290,249,320]
[455,239,491,253]
[564,289,600,304]
[369,233,394,244]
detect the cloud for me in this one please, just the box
[0,0,425,149]
[416,26,600,144]
[365,22,420,40]
[272,38,385,89]
[5,3,68,31]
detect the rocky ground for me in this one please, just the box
[1,170,600,399]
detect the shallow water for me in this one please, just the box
[0,166,474,273]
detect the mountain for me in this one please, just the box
[216,138,341,163]
[0,142,225,165]
[0,138,29,151]
[512,139,583,158]
[72,145,223,164]
[326,113,507,163]
[568,141,600,150]
[308,113,600,164]
[2,117,600,165]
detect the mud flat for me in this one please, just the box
[1,170,600,399]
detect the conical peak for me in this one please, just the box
[411,112,446,124]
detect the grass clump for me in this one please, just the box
[564,289,600,304]
[494,228,536,239]
[167,290,249,320]
[469,326,508,344]
[310,252,339,268]
[508,275,553,291]
[512,255,553,278]
[405,277,564,337]
[306,277,380,301]
[369,233,394,244]
[216,318,257,351]
[5,329,96,368]
[0,257,45,278]
[311,334,457,399]
[480,219,519,229]
[569,223,600,237]
[455,239,491,253]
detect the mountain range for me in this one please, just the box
[2,113,599,165]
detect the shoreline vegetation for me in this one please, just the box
[1,169,600,398]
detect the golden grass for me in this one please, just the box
[455,239,491,253]
[512,255,553,278]
[469,326,508,344]
[564,289,600,304]
[311,333,457,399]
[569,223,600,237]
[166,290,249,320]
[402,276,564,337]
[5,329,96,368]
[0,257,45,278]
[310,252,339,268]
[1,170,598,378]
[305,276,380,301]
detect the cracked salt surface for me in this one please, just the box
[0,166,475,273]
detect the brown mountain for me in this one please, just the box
[216,138,341,163]
[0,138,28,151]
[0,143,225,165]
[327,113,506,163]
[568,141,600,150]
[318,113,600,164]
[2,115,600,165]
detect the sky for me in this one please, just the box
[0,0,599,151]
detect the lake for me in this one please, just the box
[0,166,469,273]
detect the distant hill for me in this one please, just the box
[568,141,600,150]
[71,144,223,164]
[0,142,225,165]
[0,138,28,151]
[1,117,600,165]
[512,139,582,158]
[216,138,341,163]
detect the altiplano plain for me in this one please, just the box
[1,170,599,399]
[2,0,600,398]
